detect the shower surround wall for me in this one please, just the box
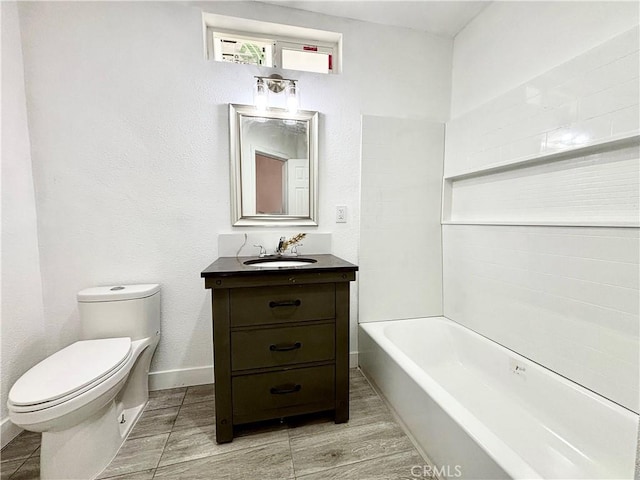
[359,116,444,323]
[445,1,639,415]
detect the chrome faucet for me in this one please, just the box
[253,244,267,257]
[274,233,306,256]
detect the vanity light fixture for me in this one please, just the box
[253,74,299,113]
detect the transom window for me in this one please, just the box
[203,13,342,75]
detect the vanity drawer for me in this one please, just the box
[232,365,335,419]
[231,323,335,371]
[230,284,335,326]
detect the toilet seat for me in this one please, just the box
[8,338,132,412]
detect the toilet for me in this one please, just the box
[7,284,161,480]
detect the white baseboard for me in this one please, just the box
[148,353,359,392]
[350,351,358,369]
[1,416,23,449]
[148,366,214,391]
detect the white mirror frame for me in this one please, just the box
[229,103,319,227]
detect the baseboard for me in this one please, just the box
[149,354,358,391]
[350,351,358,369]
[148,366,214,391]
[1,416,23,449]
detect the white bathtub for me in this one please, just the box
[359,317,639,480]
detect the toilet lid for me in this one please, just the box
[9,338,132,407]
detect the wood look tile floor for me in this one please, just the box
[1,369,432,480]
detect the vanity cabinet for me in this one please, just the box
[201,254,358,443]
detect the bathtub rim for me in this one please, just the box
[359,316,639,480]
[359,318,540,479]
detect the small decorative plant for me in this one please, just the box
[281,233,306,253]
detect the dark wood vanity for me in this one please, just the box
[201,254,358,443]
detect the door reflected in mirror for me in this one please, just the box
[230,104,318,226]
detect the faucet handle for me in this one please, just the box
[253,244,267,257]
[290,244,303,256]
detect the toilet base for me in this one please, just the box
[40,399,146,480]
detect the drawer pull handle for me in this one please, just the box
[269,299,301,308]
[269,342,302,352]
[270,384,302,395]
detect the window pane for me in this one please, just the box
[214,36,273,67]
[282,49,330,74]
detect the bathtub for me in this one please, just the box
[358,317,639,480]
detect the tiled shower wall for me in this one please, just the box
[443,26,639,413]
[445,27,639,176]
[444,225,638,411]
[359,116,444,322]
[446,143,639,225]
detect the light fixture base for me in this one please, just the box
[253,74,299,111]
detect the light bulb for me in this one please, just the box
[254,78,268,112]
[285,81,299,113]
[256,94,267,112]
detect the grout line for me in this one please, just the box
[148,406,189,478]
[5,455,30,480]
[294,450,423,480]
[126,407,181,442]
[287,425,297,479]
[152,432,171,473]
[27,445,40,459]
[168,403,182,433]
[151,435,291,473]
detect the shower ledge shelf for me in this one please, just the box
[441,131,640,228]
[443,131,640,181]
[440,220,640,228]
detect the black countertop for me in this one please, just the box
[201,254,358,279]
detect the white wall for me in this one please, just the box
[446,1,639,414]
[451,1,640,117]
[14,1,452,394]
[360,116,444,322]
[1,1,48,446]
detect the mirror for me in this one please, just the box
[229,104,318,226]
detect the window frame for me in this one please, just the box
[203,13,342,74]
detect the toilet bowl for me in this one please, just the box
[7,284,161,480]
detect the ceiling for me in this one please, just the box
[260,1,491,37]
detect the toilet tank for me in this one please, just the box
[77,284,161,341]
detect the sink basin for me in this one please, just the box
[243,257,318,268]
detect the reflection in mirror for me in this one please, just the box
[230,104,318,226]
[240,117,308,216]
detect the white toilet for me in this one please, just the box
[7,284,161,480]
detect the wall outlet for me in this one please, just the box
[336,205,347,223]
